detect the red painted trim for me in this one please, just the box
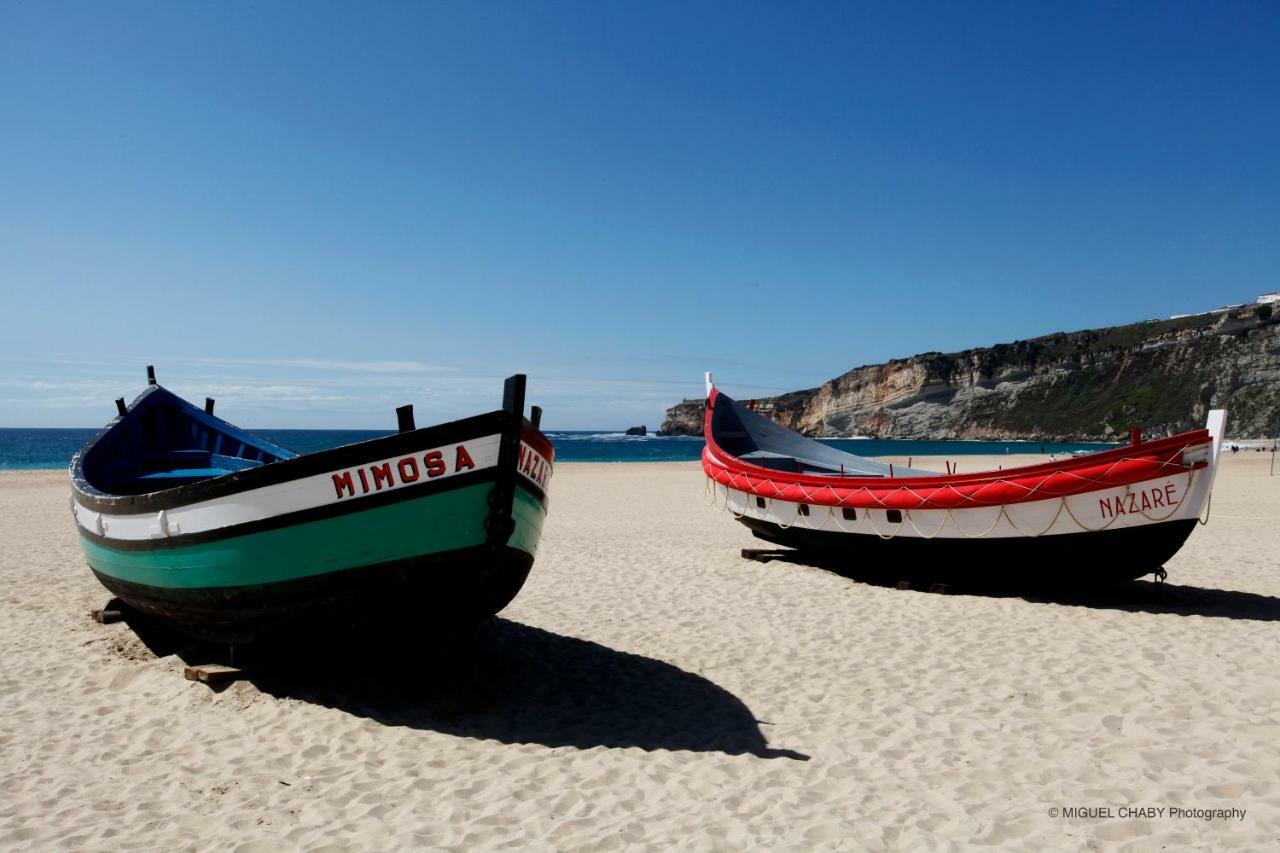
[521,424,556,463]
[703,391,1211,510]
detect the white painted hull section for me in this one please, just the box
[72,434,506,543]
[717,467,1213,539]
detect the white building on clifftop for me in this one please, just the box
[1259,292,1280,305]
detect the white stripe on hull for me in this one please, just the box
[73,434,508,543]
[719,467,1211,539]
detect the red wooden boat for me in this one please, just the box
[701,375,1226,585]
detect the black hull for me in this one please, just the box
[92,544,534,644]
[738,517,1198,587]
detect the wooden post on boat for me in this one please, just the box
[146,365,156,386]
[204,398,216,415]
[396,404,416,433]
[486,374,526,546]
[530,405,543,430]
[115,398,127,417]
[1130,426,1142,446]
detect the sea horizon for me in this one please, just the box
[0,426,1118,470]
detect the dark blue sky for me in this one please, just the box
[3,2,1277,428]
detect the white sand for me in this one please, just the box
[1,454,1277,850]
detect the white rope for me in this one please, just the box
[944,506,1006,539]
[998,498,1070,538]
[903,507,949,539]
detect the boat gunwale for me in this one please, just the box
[70,391,549,514]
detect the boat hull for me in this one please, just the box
[79,481,547,643]
[91,544,535,643]
[738,515,1197,586]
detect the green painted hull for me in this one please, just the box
[82,483,547,641]
[83,483,545,590]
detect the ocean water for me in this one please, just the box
[0,427,1114,470]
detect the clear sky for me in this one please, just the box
[2,2,1277,429]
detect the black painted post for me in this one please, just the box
[396,404,416,433]
[486,374,526,547]
[146,365,156,386]
[115,398,127,417]
[204,398,215,415]
[502,374,526,421]
[530,405,542,430]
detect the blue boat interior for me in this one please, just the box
[79,386,298,495]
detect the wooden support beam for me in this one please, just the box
[91,609,123,624]
[183,664,245,685]
[740,548,790,563]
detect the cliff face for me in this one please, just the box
[657,399,706,436]
[660,308,1280,440]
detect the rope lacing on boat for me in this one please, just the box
[705,443,1210,541]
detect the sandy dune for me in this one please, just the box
[1,454,1277,850]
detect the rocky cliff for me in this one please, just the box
[660,306,1280,440]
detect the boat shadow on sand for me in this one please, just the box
[752,550,1280,622]
[119,610,808,760]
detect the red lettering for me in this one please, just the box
[1100,497,1113,519]
[1152,488,1165,508]
[332,471,355,499]
[1126,493,1138,514]
[424,450,446,477]
[398,457,420,482]
[1114,495,1126,516]
[370,462,394,490]
[357,468,370,494]
[1140,491,1152,512]
[1165,483,1176,505]
[455,444,475,471]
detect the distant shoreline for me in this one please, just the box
[2,426,1271,471]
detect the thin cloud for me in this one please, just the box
[180,357,456,375]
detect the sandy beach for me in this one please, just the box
[1,454,1277,851]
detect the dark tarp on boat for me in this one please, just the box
[708,390,933,478]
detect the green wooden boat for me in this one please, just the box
[70,368,553,642]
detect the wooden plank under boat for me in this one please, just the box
[69,368,553,642]
[700,374,1226,585]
